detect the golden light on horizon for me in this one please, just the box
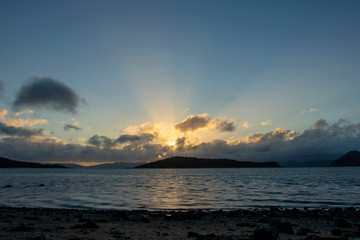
[167,140,176,147]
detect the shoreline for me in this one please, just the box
[1,206,359,240]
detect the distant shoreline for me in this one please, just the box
[1,150,359,168]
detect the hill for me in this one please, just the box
[331,150,360,166]
[135,156,281,168]
[0,156,67,168]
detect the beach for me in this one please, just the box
[1,207,359,240]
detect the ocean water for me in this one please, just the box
[0,167,359,210]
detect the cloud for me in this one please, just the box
[0,122,44,138]
[64,124,81,131]
[0,108,48,127]
[7,118,48,127]
[261,120,271,126]
[1,118,359,164]
[175,114,210,132]
[115,133,155,144]
[86,135,113,148]
[124,122,156,135]
[301,107,319,114]
[12,109,34,117]
[175,114,236,133]
[309,108,319,113]
[241,121,249,128]
[12,77,85,113]
[215,119,236,132]
[86,133,155,149]
[0,109,7,120]
[64,118,81,131]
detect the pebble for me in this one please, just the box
[304,235,320,240]
[271,220,294,234]
[333,217,352,228]
[30,233,58,240]
[297,227,312,236]
[252,225,278,240]
[127,214,150,222]
[10,224,35,232]
[70,221,100,229]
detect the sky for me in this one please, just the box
[0,0,359,165]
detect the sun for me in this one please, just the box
[167,140,176,147]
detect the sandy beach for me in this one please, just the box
[1,207,359,240]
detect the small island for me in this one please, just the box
[331,150,360,166]
[0,156,66,168]
[135,156,281,168]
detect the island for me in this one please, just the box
[0,156,66,168]
[135,156,281,168]
[331,150,360,166]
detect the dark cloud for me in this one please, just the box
[87,135,113,148]
[175,114,210,132]
[64,124,81,131]
[12,77,85,113]
[86,133,155,149]
[175,137,186,151]
[115,133,155,144]
[216,120,236,132]
[0,122,44,138]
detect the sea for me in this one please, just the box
[0,167,359,210]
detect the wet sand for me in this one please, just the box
[0,206,360,240]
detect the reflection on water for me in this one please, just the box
[0,167,359,210]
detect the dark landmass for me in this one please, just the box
[90,162,145,169]
[331,150,360,166]
[280,159,333,167]
[136,156,281,168]
[0,156,66,168]
[1,206,359,240]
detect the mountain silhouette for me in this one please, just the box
[331,150,360,166]
[135,156,281,168]
[0,156,66,168]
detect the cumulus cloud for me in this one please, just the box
[0,108,48,127]
[115,133,155,144]
[12,77,85,113]
[0,118,359,164]
[175,114,236,133]
[0,122,44,138]
[175,114,210,132]
[87,135,113,148]
[86,133,155,149]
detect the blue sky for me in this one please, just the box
[0,0,359,164]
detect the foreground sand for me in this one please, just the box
[1,207,360,240]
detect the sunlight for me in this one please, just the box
[167,140,176,147]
